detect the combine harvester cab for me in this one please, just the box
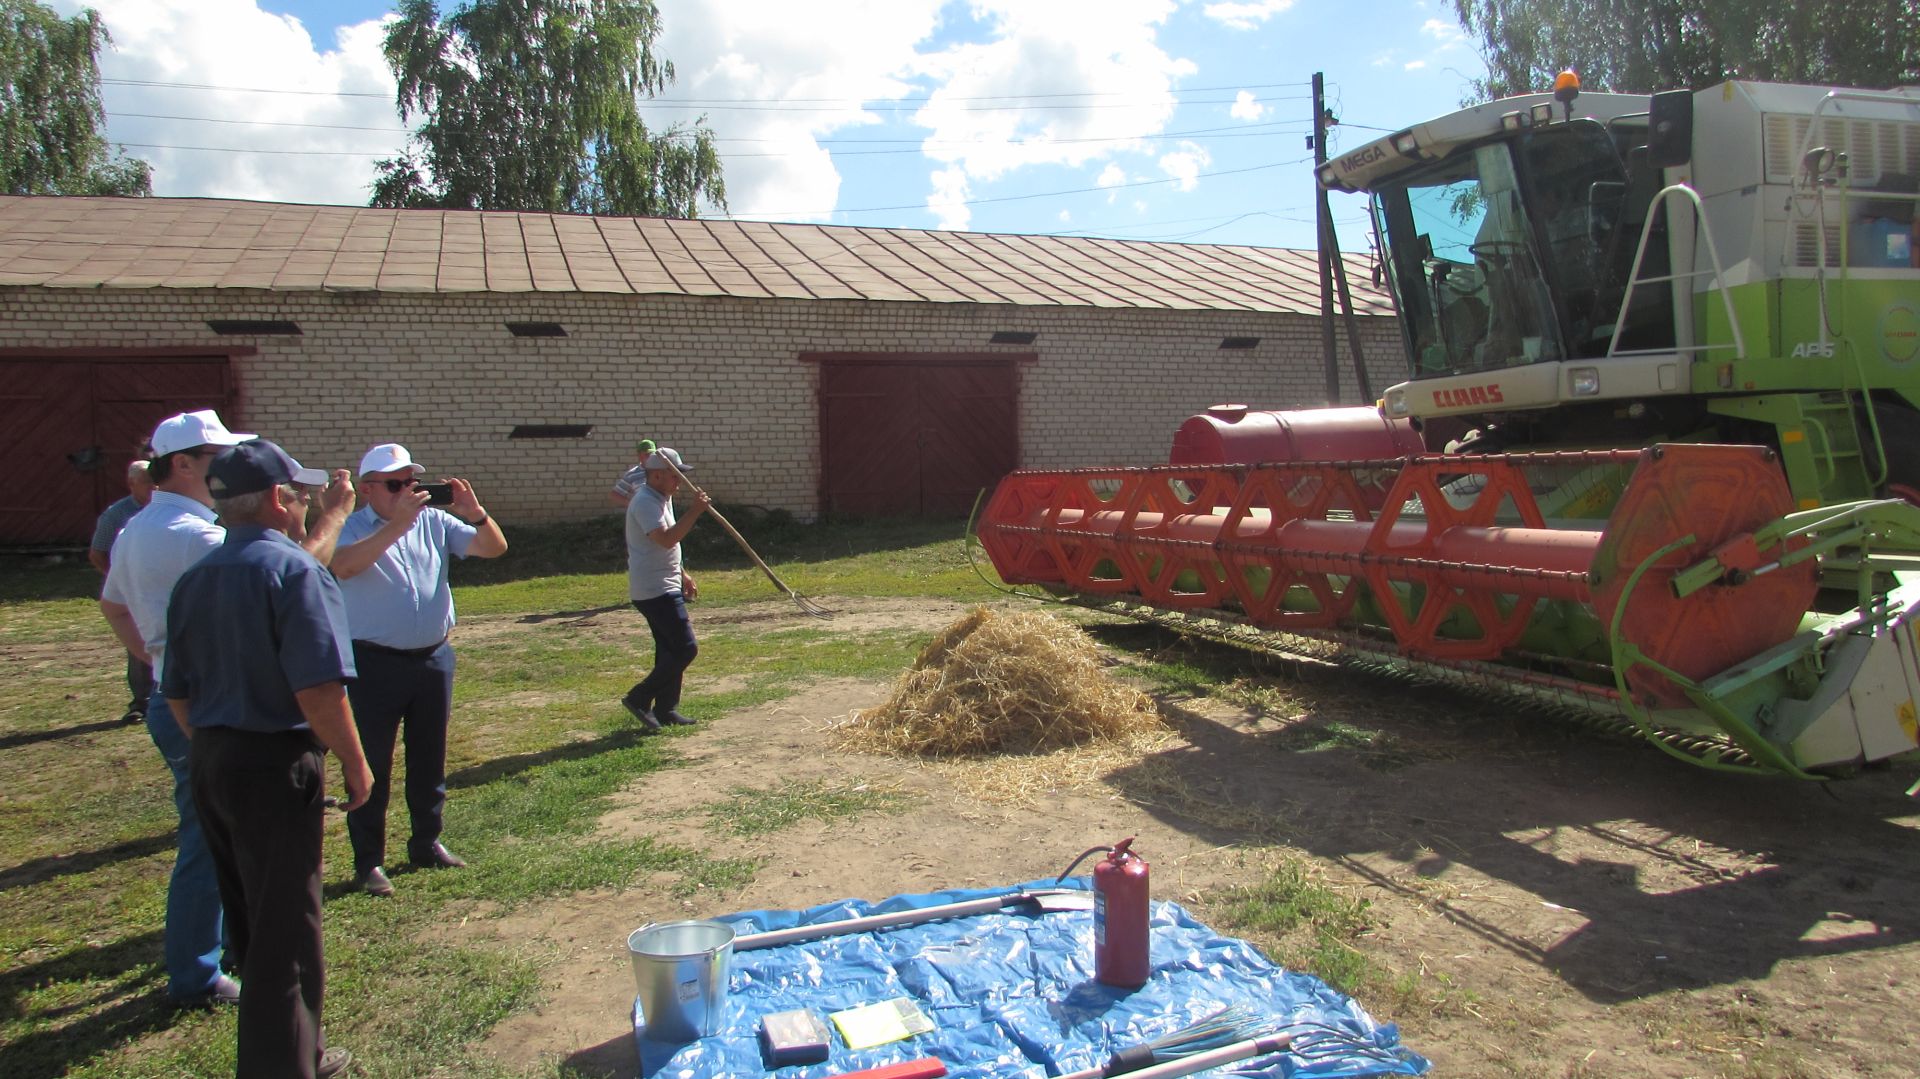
[980,76,1920,783]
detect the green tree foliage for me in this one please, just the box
[1453,0,1920,97]
[0,0,150,196]
[372,0,725,216]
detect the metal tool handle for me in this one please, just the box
[732,888,1085,952]
[734,895,1013,952]
[658,457,795,595]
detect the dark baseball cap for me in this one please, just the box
[207,439,327,498]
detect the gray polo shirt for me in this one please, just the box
[626,484,681,601]
[90,495,142,554]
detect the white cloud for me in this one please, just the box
[1201,0,1295,32]
[658,0,946,221]
[64,0,402,205]
[1095,162,1127,187]
[1229,89,1267,121]
[927,164,972,229]
[1157,141,1210,192]
[1420,17,1468,47]
[1404,60,1428,71]
[910,1,1195,190]
[60,0,1206,231]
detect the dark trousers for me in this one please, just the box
[626,594,698,714]
[189,725,328,1079]
[344,641,454,873]
[126,653,154,714]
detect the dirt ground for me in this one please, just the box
[467,597,1920,1078]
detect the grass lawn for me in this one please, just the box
[0,511,1397,1078]
[0,514,999,1079]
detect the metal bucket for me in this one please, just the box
[627,919,735,1042]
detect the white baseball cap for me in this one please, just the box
[358,442,426,477]
[643,447,692,472]
[150,409,255,457]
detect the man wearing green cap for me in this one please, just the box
[608,438,657,507]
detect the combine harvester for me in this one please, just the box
[979,76,1920,783]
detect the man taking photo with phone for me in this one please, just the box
[330,443,506,897]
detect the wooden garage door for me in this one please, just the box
[819,357,1020,517]
[0,358,233,546]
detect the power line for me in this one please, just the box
[108,109,1309,146]
[102,76,1312,104]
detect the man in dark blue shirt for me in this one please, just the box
[164,440,374,1079]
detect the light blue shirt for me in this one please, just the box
[334,505,477,649]
[626,484,682,601]
[100,490,224,679]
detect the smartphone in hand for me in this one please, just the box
[418,482,455,506]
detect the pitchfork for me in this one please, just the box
[659,457,834,619]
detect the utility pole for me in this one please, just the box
[1311,72,1375,405]
[1312,72,1339,405]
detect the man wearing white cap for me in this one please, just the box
[621,447,711,732]
[330,443,506,896]
[98,409,355,1007]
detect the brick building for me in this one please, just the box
[0,195,1402,545]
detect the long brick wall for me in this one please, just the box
[0,286,1407,522]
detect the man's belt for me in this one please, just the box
[352,638,447,658]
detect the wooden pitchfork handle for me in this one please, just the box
[660,458,833,617]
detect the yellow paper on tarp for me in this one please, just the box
[829,996,935,1050]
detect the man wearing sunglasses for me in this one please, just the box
[330,443,507,897]
[99,410,354,1009]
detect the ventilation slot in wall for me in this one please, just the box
[207,320,301,335]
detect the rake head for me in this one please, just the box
[788,590,836,618]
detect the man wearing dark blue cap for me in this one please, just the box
[164,439,372,1079]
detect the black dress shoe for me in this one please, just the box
[353,866,394,897]
[622,698,661,732]
[658,710,696,726]
[409,841,466,869]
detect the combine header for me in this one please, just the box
[978,77,1920,780]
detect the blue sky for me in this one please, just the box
[67,0,1490,255]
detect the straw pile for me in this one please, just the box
[839,607,1164,757]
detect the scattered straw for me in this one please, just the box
[837,607,1165,758]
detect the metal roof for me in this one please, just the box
[0,195,1392,317]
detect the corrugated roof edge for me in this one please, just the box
[0,194,1388,317]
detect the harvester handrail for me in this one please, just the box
[1606,183,1746,362]
[1788,88,1920,201]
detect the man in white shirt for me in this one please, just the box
[99,409,353,1006]
[621,448,710,732]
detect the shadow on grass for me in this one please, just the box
[0,833,177,894]
[444,724,665,792]
[0,553,98,604]
[0,717,142,751]
[565,1032,635,1078]
[0,932,173,1079]
[518,603,629,625]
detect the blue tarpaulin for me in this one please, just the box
[637,879,1428,1078]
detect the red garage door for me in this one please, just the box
[818,355,1022,517]
[0,356,234,546]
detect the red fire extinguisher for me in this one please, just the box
[1055,837,1151,988]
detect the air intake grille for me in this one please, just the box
[1765,113,1920,186]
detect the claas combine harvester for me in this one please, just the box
[978,77,1920,783]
